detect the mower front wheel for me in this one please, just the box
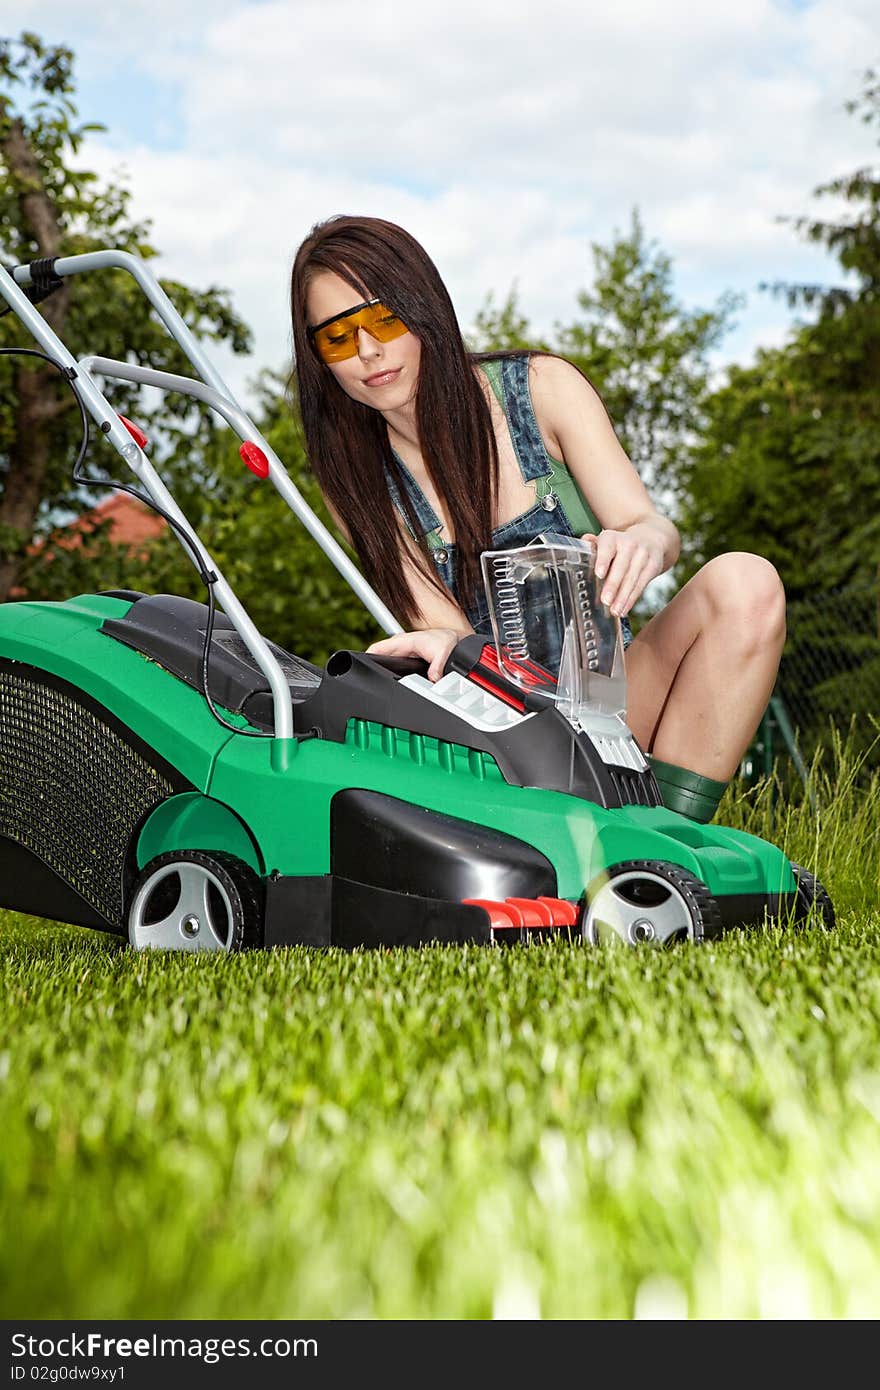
[127,850,263,953]
[582,859,721,947]
[790,863,835,932]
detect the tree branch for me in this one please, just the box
[1,115,72,332]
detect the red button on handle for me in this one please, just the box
[118,415,148,449]
[240,442,270,478]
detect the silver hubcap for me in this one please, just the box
[583,870,696,947]
[128,862,236,952]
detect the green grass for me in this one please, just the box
[1,736,879,1320]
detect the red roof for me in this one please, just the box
[8,495,167,598]
[83,493,166,545]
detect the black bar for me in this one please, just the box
[2,1320,561,1385]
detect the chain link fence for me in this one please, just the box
[746,578,880,782]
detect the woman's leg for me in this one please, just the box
[625,553,786,781]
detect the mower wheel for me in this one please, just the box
[789,863,835,932]
[582,859,721,947]
[127,850,263,952]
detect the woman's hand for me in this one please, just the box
[367,628,462,682]
[587,521,673,616]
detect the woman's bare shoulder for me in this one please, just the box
[528,352,605,406]
[527,353,611,454]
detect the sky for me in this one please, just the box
[11,0,880,412]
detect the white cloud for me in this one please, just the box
[13,0,880,409]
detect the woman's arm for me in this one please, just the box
[320,492,469,679]
[529,355,680,617]
[366,526,474,681]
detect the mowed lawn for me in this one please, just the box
[1,741,878,1320]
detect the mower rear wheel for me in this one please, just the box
[127,850,263,952]
[790,863,835,932]
[582,859,721,947]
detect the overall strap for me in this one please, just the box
[497,356,554,482]
[495,355,602,535]
[383,450,442,541]
[388,356,547,534]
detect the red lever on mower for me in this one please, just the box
[462,896,579,932]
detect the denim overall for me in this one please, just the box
[386,355,633,670]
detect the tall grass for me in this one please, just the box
[0,735,878,1320]
[719,722,880,916]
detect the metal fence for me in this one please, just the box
[746,579,880,782]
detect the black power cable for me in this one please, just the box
[0,342,309,741]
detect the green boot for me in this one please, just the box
[648,756,728,824]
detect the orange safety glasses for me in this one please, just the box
[307,298,409,364]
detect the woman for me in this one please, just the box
[290,215,786,823]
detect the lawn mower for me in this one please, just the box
[0,251,834,951]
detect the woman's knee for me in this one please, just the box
[695,552,786,645]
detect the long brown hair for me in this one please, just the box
[290,215,499,627]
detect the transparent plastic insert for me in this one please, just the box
[480,533,626,720]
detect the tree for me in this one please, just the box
[1,33,379,665]
[555,211,739,495]
[468,286,544,354]
[0,32,251,602]
[675,70,880,759]
[677,68,880,602]
[471,211,738,498]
